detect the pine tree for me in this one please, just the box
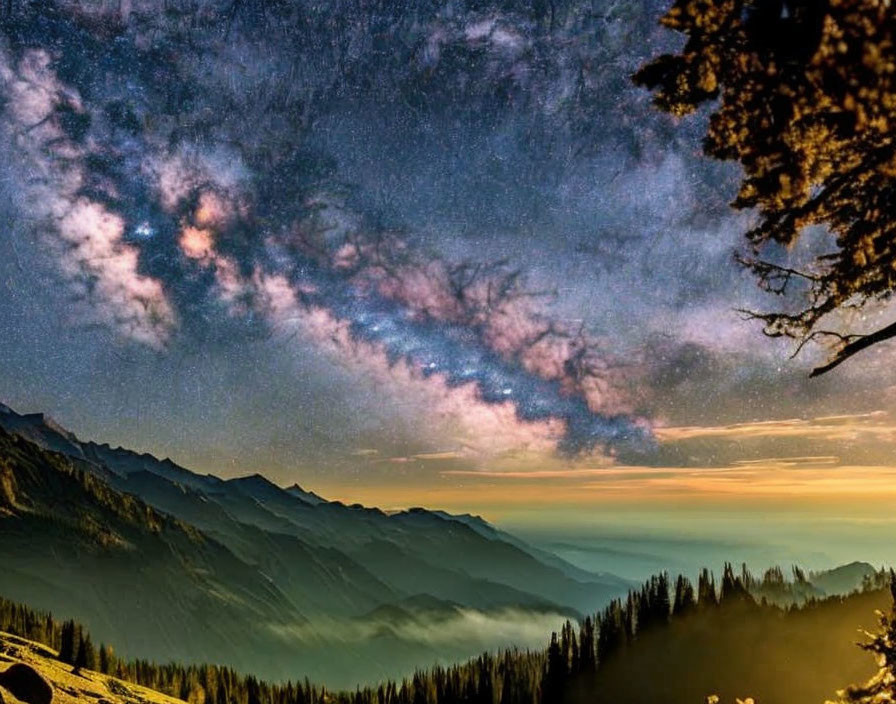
[673,575,696,616]
[698,569,718,607]
[652,573,671,626]
[624,593,636,641]
[597,600,626,664]
[720,563,748,602]
[578,617,596,673]
[74,632,88,673]
[541,633,566,704]
[58,620,76,664]
[83,633,97,671]
[99,644,115,675]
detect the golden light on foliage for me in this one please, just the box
[635,0,896,375]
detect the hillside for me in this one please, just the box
[566,590,889,704]
[0,632,184,704]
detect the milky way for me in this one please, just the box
[0,0,873,474]
[0,2,671,459]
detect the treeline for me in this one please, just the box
[0,593,542,704]
[0,563,889,704]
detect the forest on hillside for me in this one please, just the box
[1,565,891,704]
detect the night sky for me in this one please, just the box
[2,1,896,552]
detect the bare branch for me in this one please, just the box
[809,319,896,377]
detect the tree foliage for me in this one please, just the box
[635,0,896,375]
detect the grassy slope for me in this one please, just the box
[0,631,184,704]
[568,589,890,704]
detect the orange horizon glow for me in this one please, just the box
[299,410,896,515]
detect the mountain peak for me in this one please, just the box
[228,473,281,494]
[283,483,327,505]
[19,411,79,441]
[44,416,79,440]
[239,472,273,483]
[0,403,85,459]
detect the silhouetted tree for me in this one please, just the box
[596,598,628,665]
[673,575,696,616]
[720,563,749,602]
[59,620,76,665]
[698,569,718,607]
[541,633,566,704]
[636,1,896,375]
[578,616,596,672]
[73,632,88,673]
[99,644,117,675]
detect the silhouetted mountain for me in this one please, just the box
[810,561,880,596]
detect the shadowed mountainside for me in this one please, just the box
[0,402,627,614]
[0,402,632,687]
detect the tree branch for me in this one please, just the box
[810,318,896,377]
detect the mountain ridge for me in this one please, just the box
[0,401,629,607]
[0,401,631,686]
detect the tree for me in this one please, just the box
[698,568,718,607]
[578,616,597,672]
[652,572,672,626]
[673,575,696,616]
[74,632,87,674]
[720,563,749,602]
[73,632,96,674]
[542,632,566,704]
[635,1,896,375]
[58,620,76,665]
[99,644,116,675]
[830,570,896,704]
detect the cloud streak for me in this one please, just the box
[655,411,894,443]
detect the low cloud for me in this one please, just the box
[269,606,568,651]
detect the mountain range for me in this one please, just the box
[0,402,630,687]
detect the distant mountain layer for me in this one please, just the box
[810,562,879,596]
[0,402,631,686]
